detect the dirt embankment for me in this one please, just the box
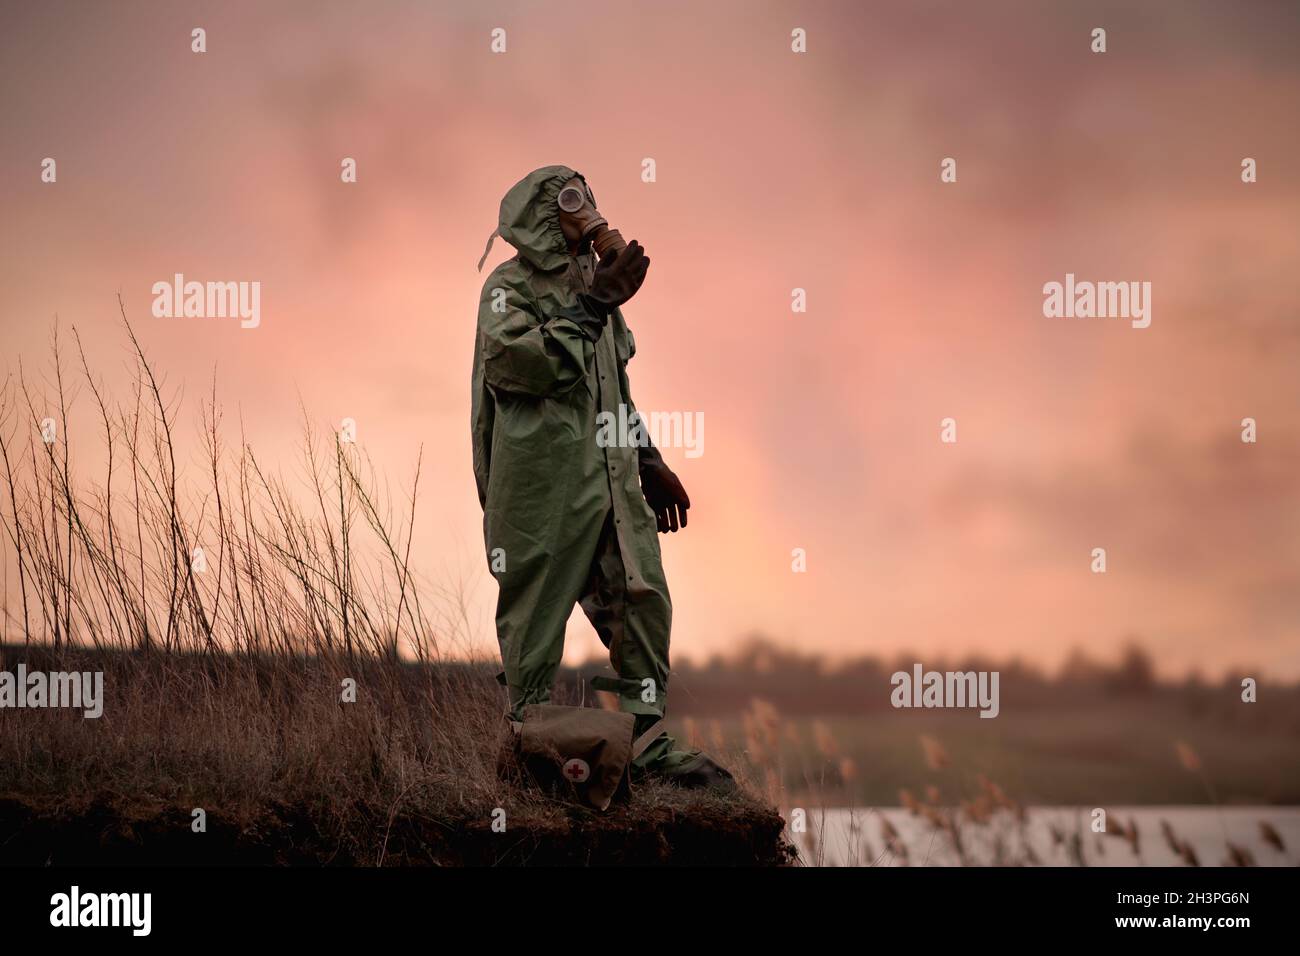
[0,790,795,866]
[1,647,794,866]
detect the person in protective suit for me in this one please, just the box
[472,165,733,790]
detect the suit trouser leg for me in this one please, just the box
[494,507,608,721]
[578,512,679,768]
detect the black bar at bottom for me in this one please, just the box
[2,864,1285,942]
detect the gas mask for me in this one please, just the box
[557,180,627,260]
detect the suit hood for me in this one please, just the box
[488,165,593,272]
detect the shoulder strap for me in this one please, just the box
[477,228,500,272]
[631,719,665,761]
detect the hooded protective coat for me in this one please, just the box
[472,166,674,753]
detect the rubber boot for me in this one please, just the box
[631,715,739,793]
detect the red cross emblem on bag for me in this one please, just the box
[562,758,591,783]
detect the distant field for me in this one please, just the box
[663,700,1300,807]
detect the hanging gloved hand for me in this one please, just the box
[580,241,650,319]
[639,456,690,533]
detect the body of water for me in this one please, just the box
[795,806,1300,867]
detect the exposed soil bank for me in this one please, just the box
[0,793,796,866]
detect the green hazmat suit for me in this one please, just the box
[472,166,683,771]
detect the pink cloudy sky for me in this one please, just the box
[2,1,1298,677]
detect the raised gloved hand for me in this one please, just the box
[585,241,650,313]
[639,457,690,533]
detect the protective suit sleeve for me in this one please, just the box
[612,320,664,471]
[627,399,665,472]
[479,281,594,398]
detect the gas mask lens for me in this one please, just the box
[557,186,587,214]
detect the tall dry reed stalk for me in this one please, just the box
[0,306,515,832]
